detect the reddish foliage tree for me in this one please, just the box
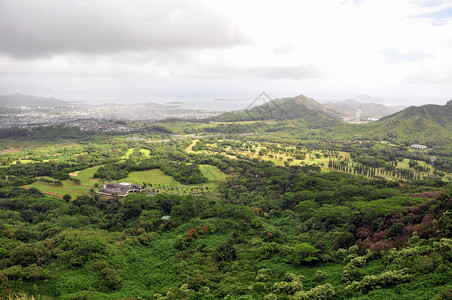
[357,226,371,239]
[369,239,393,253]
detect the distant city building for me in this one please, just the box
[355,108,361,122]
[411,144,427,149]
[97,182,144,197]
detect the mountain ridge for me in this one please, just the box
[0,93,70,107]
[364,101,452,145]
[325,98,405,120]
[212,94,342,122]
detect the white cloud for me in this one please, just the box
[0,0,451,105]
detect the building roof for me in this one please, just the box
[97,182,143,197]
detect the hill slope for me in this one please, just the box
[0,93,69,107]
[213,94,341,122]
[366,100,452,145]
[326,99,404,119]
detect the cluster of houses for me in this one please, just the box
[411,144,427,150]
[97,182,150,197]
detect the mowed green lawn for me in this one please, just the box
[199,165,228,181]
[116,169,180,186]
[73,165,102,184]
[27,177,96,197]
[26,166,102,197]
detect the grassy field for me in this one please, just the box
[25,163,228,198]
[185,139,452,180]
[27,178,96,197]
[117,168,225,195]
[199,165,228,182]
[26,165,103,197]
[140,149,151,157]
[185,140,198,153]
[72,165,102,183]
[122,148,135,159]
[1,143,87,166]
[116,169,180,186]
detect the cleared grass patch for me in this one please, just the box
[122,148,135,159]
[25,165,103,197]
[74,165,102,184]
[27,178,94,197]
[346,196,425,214]
[199,165,228,182]
[140,149,151,157]
[117,169,180,186]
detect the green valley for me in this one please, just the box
[0,96,451,299]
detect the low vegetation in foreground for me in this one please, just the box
[0,100,451,299]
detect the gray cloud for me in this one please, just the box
[245,65,322,80]
[0,77,53,94]
[180,65,322,80]
[0,0,248,59]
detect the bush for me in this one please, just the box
[314,270,328,282]
[291,283,336,300]
[214,242,237,262]
[288,242,320,265]
[258,242,280,259]
[101,267,121,290]
[273,273,303,295]
[345,268,411,292]
[256,268,272,282]
[23,264,52,281]
[56,275,94,295]
[10,242,51,266]
[342,256,366,282]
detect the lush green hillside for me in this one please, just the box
[1,98,452,299]
[364,101,452,146]
[0,153,451,299]
[0,134,452,299]
[205,96,452,150]
[213,95,342,122]
[380,101,452,129]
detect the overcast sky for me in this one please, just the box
[1,0,452,108]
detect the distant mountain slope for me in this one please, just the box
[0,93,69,107]
[326,99,404,119]
[213,94,341,122]
[367,100,452,145]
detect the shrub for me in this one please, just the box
[258,242,280,259]
[252,282,268,292]
[273,273,303,295]
[342,256,367,282]
[2,265,22,280]
[288,242,320,265]
[314,270,329,282]
[10,243,51,266]
[256,268,272,282]
[23,264,51,281]
[101,267,121,290]
[214,242,237,262]
[345,268,411,292]
[291,283,336,300]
